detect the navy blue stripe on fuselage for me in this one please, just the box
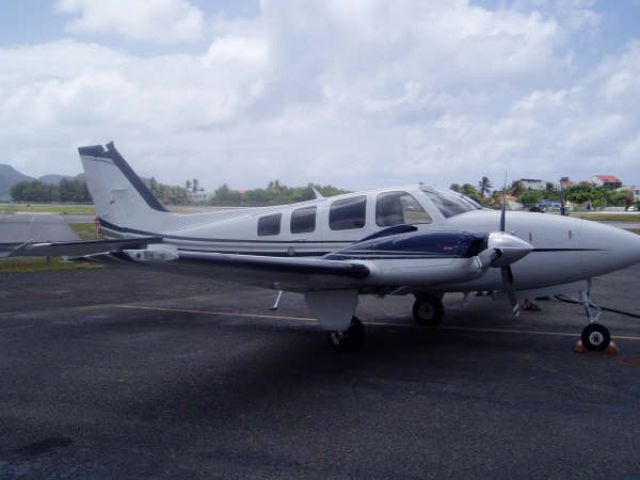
[324,254,464,260]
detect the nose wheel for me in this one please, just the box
[581,323,610,352]
[577,280,612,352]
[327,317,365,352]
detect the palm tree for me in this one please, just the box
[478,176,492,198]
[509,180,525,197]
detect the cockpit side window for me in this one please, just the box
[329,196,367,230]
[376,191,432,227]
[421,187,482,218]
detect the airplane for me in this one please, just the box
[4,141,640,352]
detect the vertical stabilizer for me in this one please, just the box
[79,142,170,231]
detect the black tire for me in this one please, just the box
[581,323,610,352]
[412,296,444,326]
[327,317,365,352]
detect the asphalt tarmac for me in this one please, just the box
[0,214,80,243]
[1,264,639,479]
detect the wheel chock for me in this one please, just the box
[607,341,619,355]
[574,339,619,354]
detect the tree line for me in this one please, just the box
[451,177,638,209]
[147,177,191,205]
[9,176,201,205]
[209,180,347,206]
[9,174,637,209]
[10,178,91,203]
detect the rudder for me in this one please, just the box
[79,142,169,231]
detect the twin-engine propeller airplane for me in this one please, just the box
[4,142,640,352]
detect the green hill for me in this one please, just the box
[0,164,34,201]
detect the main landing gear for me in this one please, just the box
[326,317,365,352]
[324,294,444,352]
[412,295,444,326]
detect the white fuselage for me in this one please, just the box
[99,185,640,293]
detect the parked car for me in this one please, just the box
[626,206,638,212]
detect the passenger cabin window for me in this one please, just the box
[376,191,432,227]
[290,206,317,234]
[329,196,367,230]
[257,213,282,236]
[421,187,481,218]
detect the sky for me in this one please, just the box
[1,0,639,192]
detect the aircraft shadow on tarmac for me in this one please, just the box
[81,309,593,425]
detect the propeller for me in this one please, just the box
[499,178,521,317]
[501,260,520,317]
[499,177,507,232]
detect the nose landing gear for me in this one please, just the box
[581,323,611,351]
[577,281,611,352]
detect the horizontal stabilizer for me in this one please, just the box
[2,237,163,258]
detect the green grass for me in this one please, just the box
[0,203,95,215]
[69,223,103,241]
[570,212,640,222]
[628,228,640,235]
[0,257,102,274]
[1,223,105,273]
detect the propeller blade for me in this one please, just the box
[484,232,530,318]
[500,180,507,232]
[501,265,520,317]
[477,248,502,270]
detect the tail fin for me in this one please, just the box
[79,142,169,230]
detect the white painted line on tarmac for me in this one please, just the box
[115,304,640,341]
[117,304,314,322]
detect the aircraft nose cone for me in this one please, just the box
[629,231,640,264]
[578,220,640,277]
[611,227,640,266]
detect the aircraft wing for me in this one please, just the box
[0,236,370,291]
[180,251,369,277]
[0,237,163,259]
[89,249,372,292]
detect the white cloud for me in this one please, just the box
[56,0,204,43]
[0,1,639,190]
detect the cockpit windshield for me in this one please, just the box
[420,187,483,218]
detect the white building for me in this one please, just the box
[188,191,209,203]
[518,178,547,190]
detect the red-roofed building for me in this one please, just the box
[591,175,622,188]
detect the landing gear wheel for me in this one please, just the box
[327,317,365,352]
[581,323,610,352]
[412,296,444,326]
